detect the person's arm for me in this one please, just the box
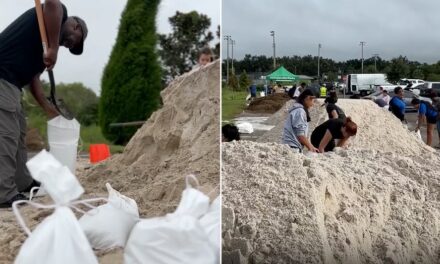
[43,0,63,70]
[30,74,59,118]
[331,110,339,119]
[415,115,425,131]
[337,137,349,148]
[318,130,332,153]
[298,135,319,152]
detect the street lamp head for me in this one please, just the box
[270,31,274,36]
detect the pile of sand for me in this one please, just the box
[0,60,220,263]
[223,99,440,263]
[247,93,290,114]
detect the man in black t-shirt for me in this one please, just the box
[0,0,88,208]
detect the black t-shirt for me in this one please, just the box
[312,119,344,141]
[326,103,346,120]
[0,4,68,89]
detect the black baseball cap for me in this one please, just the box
[70,16,88,55]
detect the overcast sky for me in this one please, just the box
[222,0,440,64]
[0,0,220,95]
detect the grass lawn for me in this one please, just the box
[222,87,248,122]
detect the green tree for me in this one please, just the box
[228,71,239,91]
[239,70,251,90]
[100,0,162,144]
[386,56,410,84]
[24,82,99,126]
[158,11,214,81]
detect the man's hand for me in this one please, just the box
[43,48,58,70]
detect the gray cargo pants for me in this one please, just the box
[0,79,33,203]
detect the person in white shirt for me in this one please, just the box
[375,89,391,109]
[293,82,306,98]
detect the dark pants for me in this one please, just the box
[0,79,32,203]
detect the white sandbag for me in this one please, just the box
[199,196,221,260]
[169,176,210,218]
[14,206,98,264]
[79,183,140,250]
[13,150,98,264]
[26,150,84,204]
[124,175,215,264]
[124,215,215,264]
[235,122,254,134]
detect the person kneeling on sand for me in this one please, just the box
[411,98,438,147]
[222,124,240,142]
[322,91,346,120]
[282,89,319,153]
[311,117,358,153]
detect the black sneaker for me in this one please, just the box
[21,180,41,193]
[0,193,28,208]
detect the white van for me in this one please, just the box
[345,74,391,96]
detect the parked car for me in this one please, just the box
[362,90,431,112]
[419,81,440,97]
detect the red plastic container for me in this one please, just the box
[89,144,111,164]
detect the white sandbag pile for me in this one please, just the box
[13,152,219,264]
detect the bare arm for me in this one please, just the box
[416,115,425,131]
[331,110,339,119]
[298,135,319,153]
[43,0,63,69]
[30,75,59,118]
[337,137,349,148]
[318,130,333,153]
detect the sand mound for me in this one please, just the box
[222,141,440,263]
[0,60,220,262]
[83,60,220,216]
[223,99,440,263]
[258,99,434,156]
[247,93,290,114]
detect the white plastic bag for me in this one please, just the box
[13,150,98,264]
[199,196,221,260]
[124,175,215,264]
[415,129,422,140]
[79,183,140,250]
[235,122,254,134]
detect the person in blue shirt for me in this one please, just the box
[389,87,406,122]
[411,98,439,147]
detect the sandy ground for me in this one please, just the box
[222,99,440,263]
[0,60,220,263]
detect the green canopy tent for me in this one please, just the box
[265,66,299,82]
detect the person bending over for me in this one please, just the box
[311,117,358,153]
[411,98,438,147]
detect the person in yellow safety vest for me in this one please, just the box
[320,85,327,98]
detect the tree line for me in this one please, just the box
[224,54,440,85]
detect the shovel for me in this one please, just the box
[34,0,74,120]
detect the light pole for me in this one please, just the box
[360,41,366,73]
[270,31,276,69]
[318,43,321,81]
[231,39,235,74]
[372,53,379,72]
[223,35,231,83]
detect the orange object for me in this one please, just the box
[89,144,111,164]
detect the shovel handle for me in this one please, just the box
[34,0,48,53]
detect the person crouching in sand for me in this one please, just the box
[311,117,358,153]
[282,89,319,153]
